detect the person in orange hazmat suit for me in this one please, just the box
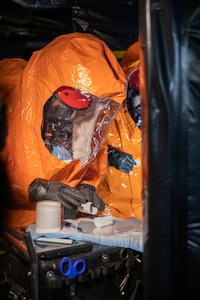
[0,32,127,228]
[96,40,143,219]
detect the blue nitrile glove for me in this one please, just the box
[28,178,87,209]
[108,147,136,173]
[76,184,105,211]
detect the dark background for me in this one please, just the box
[0,0,139,60]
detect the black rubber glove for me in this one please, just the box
[76,184,105,211]
[28,178,87,209]
[108,147,136,173]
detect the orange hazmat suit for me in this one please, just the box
[0,33,126,228]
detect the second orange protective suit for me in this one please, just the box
[96,41,143,219]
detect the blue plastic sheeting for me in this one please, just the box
[27,216,143,253]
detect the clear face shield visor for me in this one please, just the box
[42,86,120,166]
[43,86,91,131]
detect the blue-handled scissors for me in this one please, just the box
[59,256,86,279]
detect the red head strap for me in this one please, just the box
[54,86,91,109]
[128,68,140,89]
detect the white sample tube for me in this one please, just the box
[78,202,98,215]
[36,200,61,233]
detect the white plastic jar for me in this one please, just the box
[36,200,61,233]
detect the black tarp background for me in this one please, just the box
[140,0,200,299]
[0,0,139,59]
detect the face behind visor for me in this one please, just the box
[42,86,91,161]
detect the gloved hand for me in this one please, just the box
[28,178,87,209]
[108,147,136,173]
[76,184,105,211]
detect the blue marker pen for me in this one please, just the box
[65,222,83,232]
